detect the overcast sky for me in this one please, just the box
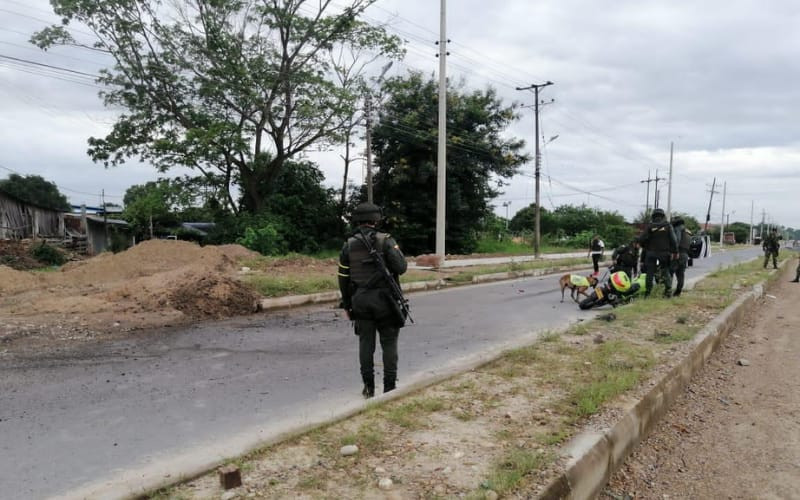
[1,0,798,230]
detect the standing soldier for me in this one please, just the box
[588,234,605,276]
[670,217,691,297]
[638,208,678,298]
[762,227,780,269]
[338,202,408,398]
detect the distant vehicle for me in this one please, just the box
[723,232,736,245]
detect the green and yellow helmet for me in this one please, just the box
[610,271,631,292]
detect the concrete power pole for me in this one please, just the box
[516,81,554,258]
[666,142,674,221]
[749,200,754,245]
[719,181,727,246]
[365,93,374,203]
[435,0,448,260]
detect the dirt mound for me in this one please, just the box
[0,264,41,292]
[58,240,243,285]
[167,273,262,319]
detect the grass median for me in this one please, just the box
[151,255,782,499]
[240,255,591,298]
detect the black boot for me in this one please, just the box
[791,278,799,283]
[362,384,375,399]
[362,376,375,399]
[383,377,396,394]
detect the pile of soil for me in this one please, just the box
[0,240,263,343]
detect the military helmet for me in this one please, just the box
[651,208,666,221]
[352,202,382,223]
[671,217,684,226]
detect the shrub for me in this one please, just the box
[30,242,66,266]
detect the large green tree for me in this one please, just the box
[0,173,70,211]
[370,72,529,255]
[33,0,402,213]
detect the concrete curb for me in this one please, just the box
[537,262,784,500]
[259,264,593,311]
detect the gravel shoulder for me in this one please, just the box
[605,264,800,499]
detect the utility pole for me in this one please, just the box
[719,181,727,246]
[502,201,511,229]
[653,169,664,209]
[640,170,663,217]
[749,200,754,245]
[666,142,674,220]
[102,189,109,249]
[704,177,718,232]
[760,209,766,239]
[435,0,448,260]
[516,80,554,257]
[365,93,374,203]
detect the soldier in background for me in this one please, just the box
[670,217,692,297]
[338,202,407,398]
[762,228,780,269]
[638,208,678,298]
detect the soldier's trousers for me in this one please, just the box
[645,252,672,297]
[671,253,688,296]
[764,250,778,269]
[356,319,399,391]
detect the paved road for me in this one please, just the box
[0,247,761,499]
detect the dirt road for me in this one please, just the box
[605,265,800,499]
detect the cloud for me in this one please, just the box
[1,0,798,229]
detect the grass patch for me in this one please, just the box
[567,340,654,417]
[481,448,551,495]
[382,397,447,429]
[340,421,385,448]
[244,275,337,297]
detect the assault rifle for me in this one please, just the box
[354,229,413,326]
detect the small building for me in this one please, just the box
[63,212,133,255]
[0,190,64,240]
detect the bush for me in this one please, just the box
[30,242,66,266]
[236,222,288,256]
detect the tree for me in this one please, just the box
[33,0,402,213]
[370,72,529,255]
[0,173,70,211]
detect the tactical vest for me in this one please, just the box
[347,230,388,288]
[646,222,673,253]
[677,228,691,252]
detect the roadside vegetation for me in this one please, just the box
[156,255,784,499]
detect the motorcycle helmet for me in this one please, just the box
[610,271,631,293]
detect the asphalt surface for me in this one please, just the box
[0,247,761,499]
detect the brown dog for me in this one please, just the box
[559,274,598,303]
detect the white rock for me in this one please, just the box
[737,358,751,366]
[340,444,359,456]
[378,477,393,490]
[485,490,499,500]
[241,266,251,272]
[374,466,386,474]
[453,451,464,459]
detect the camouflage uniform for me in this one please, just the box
[338,203,407,398]
[762,230,780,269]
